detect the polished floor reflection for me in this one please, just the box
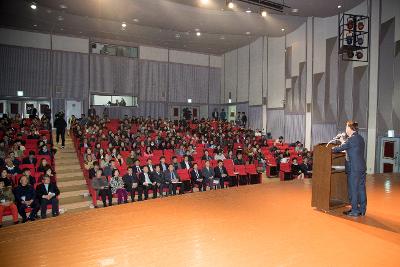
[0,174,399,267]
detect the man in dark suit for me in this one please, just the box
[122,166,141,202]
[332,120,367,217]
[138,166,157,200]
[13,175,40,222]
[132,159,143,175]
[151,165,165,197]
[147,158,156,173]
[163,164,184,195]
[190,163,206,192]
[159,156,168,173]
[171,156,181,170]
[180,155,192,170]
[214,160,229,188]
[35,175,60,218]
[22,150,37,166]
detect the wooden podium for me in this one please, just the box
[311,143,349,211]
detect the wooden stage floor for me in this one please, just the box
[0,174,399,267]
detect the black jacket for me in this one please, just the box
[54,117,67,130]
[122,174,139,190]
[36,183,60,200]
[214,166,228,179]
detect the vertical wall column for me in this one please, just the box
[366,0,381,173]
[305,17,314,149]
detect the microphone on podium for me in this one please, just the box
[326,132,346,147]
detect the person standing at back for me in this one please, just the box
[241,112,247,127]
[332,121,367,217]
[54,112,67,149]
[220,109,226,121]
[212,109,219,120]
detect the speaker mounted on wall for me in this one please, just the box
[338,13,369,62]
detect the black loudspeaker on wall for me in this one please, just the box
[338,13,369,62]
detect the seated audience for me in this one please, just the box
[91,169,112,207]
[123,167,141,202]
[138,166,157,200]
[22,150,37,165]
[151,165,165,197]
[0,180,19,227]
[214,160,229,188]
[13,175,39,222]
[163,164,184,195]
[202,160,218,190]
[214,150,226,161]
[35,175,60,218]
[0,170,12,187]
[110,169,128,204]
[22,168,36,186]
[190,163,206,192]
[180,155,192,170]
[233,153,245,165]
[37,158,52,174]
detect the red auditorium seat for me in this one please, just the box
[234,165,248,185]
[279,163,292,181]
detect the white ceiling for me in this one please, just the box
[0,0,364,55]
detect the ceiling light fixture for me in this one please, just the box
[133,18,139,22]
[261,10,267,17]
[227,1,234,9]
[281,28,285,31]
[246,31,251,35]
[122,22,127,28]
[33,24,37,27]
[59,4,67,9]
[338,5,342,8]
[196,32,201,36]
[228,0,289,13]
[292,8,298,13]
[201,0,209,4]
[57,16,64,21]
[30,2,37,10]
[246,9,252,13]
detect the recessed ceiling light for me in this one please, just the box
[122,22,127,28]
[261,11,267,17]
[30,2,37,10]
[59,4,67,9]
[201,0,209,4]
[281,28,285,31]
[175,33,181,38]
[220,36,225,40]
[196,32,201,36]
[33,24,37,27]
[246,9,252,13]
[195,28,200,32]
[246,32,251,35]
[292,8,298,13]
[338,5,342,8]
[133,18,139,22]
[227,1,234,9]
[57,16,64,21]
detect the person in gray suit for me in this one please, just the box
[202,160,219,190]
[332,121,367,217]
[163,164,184,195]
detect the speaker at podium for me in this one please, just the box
[311,143,349,211]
